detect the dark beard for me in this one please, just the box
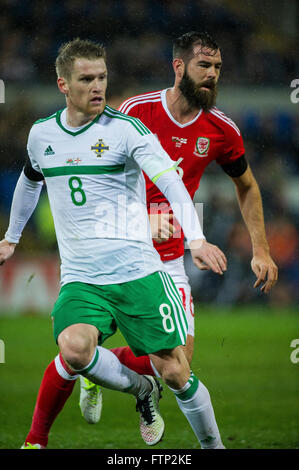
[179,71,217,112]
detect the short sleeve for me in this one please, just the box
[216,119,245,166]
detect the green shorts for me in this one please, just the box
[51,271,188,356]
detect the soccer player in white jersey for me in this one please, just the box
[0,39,227,449]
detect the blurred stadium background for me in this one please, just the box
[1,0,299,310]
[0,0,298,449]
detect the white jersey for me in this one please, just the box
[27,105,175,286]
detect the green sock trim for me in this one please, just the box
[175,374,199,401]
[80,348,99,375]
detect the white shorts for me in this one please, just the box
[163,256,195,337]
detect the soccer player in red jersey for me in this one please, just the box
[116,31,278,365]
[17,32,277,449]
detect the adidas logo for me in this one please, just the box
[44,145,55,156]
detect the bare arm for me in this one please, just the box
[231,165,278,293]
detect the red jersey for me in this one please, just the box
[118,89,245,261]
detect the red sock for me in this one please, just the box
[110,346,155,376]
[25,356,77,448]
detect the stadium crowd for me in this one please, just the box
[0,0,298,307]
[1,0,298,88]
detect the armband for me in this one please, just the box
[220,154,248,177]
[23,157,44,182]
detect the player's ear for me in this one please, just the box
[172,58,185,81]
[57,76,69,95]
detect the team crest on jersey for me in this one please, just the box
[194,137,210,158]
[91,139,109,157]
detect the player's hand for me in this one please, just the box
[0,239,16,266]
[149,213,174,243]
[251,252,278,293]
[189,239,227,275]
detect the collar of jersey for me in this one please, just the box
[56,108,102,136]
[161,89,202,128]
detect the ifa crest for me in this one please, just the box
[91,138,109,157]
[193,137,210,158]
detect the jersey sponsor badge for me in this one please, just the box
[91,138,109,157]
[193,137,210,158]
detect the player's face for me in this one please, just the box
[179,46,222,111]
[61,58,107,117]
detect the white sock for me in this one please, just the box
[169,373,224,449]
[74,346,152,399]
[54,354,79,381]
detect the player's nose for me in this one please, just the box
[207,67,217,80]
[93,78,104,92]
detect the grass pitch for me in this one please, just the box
[0,305,298,449]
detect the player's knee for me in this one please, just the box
[58,325,96,370]
[59,339,92,370]
[161,361,182,387]
[160,348,190,389]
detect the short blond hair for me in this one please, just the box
[55,38,106,80]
